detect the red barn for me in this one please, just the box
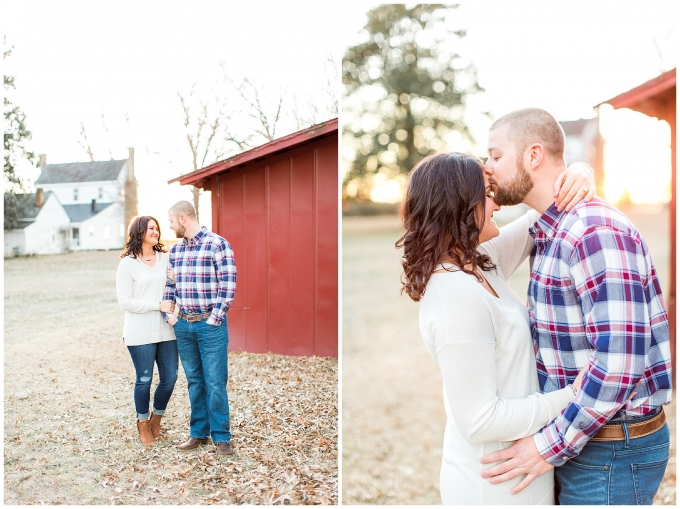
[170,118,338,357]
[598,69,676,385]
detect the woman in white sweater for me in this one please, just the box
[116,215,177,446]
[396,153,593,505]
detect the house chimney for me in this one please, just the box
[91,198,97,212]
[38,154,46,169]
[35,188,45,208]
[124,147,138,229]
[127,147,134,179]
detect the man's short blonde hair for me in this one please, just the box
[490,108,566,163]
[168,200,197,219]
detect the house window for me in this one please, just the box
[89,225,94,237]
[72,228,80,247]
[98,187,103,200]
[51,227,55,243]
[104,224,110,240]
[73,188,78,201]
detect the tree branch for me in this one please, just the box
[77,122,95,161]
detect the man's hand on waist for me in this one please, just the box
[206,314,221,326]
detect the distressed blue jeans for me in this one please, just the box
[127,340,179,419]
[555,410,670,505]
[174,318,231,443]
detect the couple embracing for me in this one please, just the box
[115,200,236,455]
[398,108,672,505]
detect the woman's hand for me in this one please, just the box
[571,363,637,402]
[160,300,175,313]
[553,162,596,212]
[166,267,175,281]
[572,363,589,391]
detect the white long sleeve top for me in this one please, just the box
[419,211,574,505]
[116,252,176,346]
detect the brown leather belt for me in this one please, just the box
[178,311,212,323]
[590,408,666,442]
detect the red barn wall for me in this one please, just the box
[210,135,338,357]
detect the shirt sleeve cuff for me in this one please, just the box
[534,426,570,467]
[207,301,232,326]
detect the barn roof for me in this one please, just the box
[35,159,127,185]
[63,202,114,222]
[170,117,338,187]
[596,69,676,117]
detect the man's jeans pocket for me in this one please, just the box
[632,450,670,504]
[556,458,610,504]
[556,425,670,505]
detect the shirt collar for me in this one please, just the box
[183,226,208,247]
[531,203,565,239]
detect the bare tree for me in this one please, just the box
[178,87,246,221]
[324,49,339,116]
[101,112,114,160]
[652,24,676,73]
[228,77,285,142]
[291,94,323,131]
[247,49,338,134]
[77,122,95,161]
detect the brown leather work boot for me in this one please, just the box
[149,412,162,440]
[137,419,155,446]
[215,441,233,455]
[177,437,209,451]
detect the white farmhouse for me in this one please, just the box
[4,148,138,256]
[4,191,71,256]
[62,200,123,251]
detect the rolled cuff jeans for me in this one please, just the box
[174,317,231,443]
[127,340,179,420]
[554,411,670,505]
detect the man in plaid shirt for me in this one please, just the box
[480,108,672,504]
[162,200,237,455]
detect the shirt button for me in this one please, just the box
[547,231,554,238]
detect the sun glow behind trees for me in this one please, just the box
[342,1,676,206]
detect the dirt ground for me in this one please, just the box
[342,205,676,505]
[4,250,337,505]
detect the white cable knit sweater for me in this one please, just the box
[116,252,176,346]
[419,211,574,505]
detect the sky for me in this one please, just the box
[3,0,677,217]
[341,0,677,203]
[4,0,341,228]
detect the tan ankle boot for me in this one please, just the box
[137,419,155,446]
[149,412,163,440]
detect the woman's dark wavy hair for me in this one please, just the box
[395,152,496,302]
[120,215,167,259]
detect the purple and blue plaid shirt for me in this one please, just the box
[162,227,237,326]
[529,198,672,466]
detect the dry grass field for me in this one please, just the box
[4,250,337,505]
[342,204,675,505]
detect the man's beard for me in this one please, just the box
[493,156,534,206]
[174,224,186,238]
